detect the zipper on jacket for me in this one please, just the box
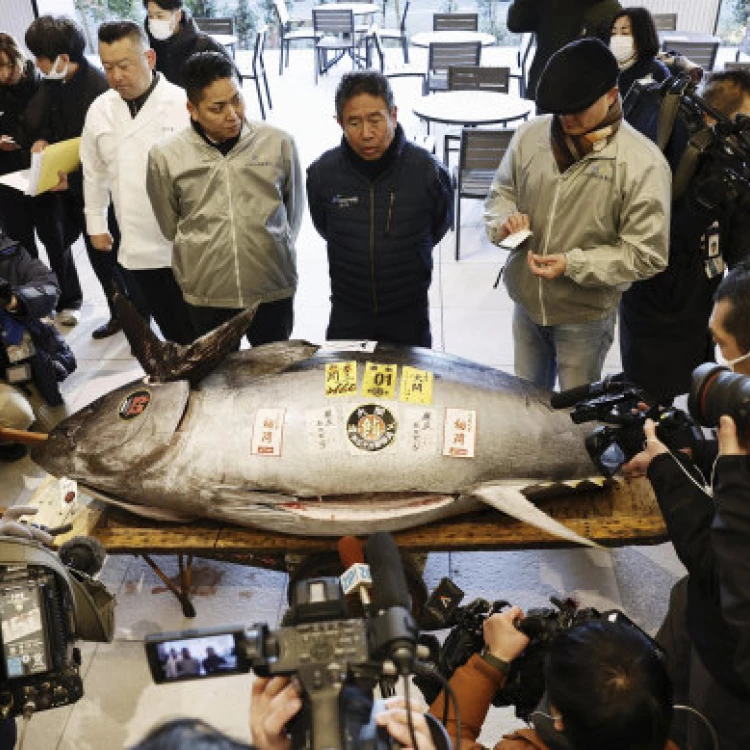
[538,181,562,327]
[226,161,243,306]
[370,184,378,314]
[385,191,395,236]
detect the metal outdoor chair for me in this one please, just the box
[237,26,272,119]
[273,0,318,75]
[652,13,678,31]
[661,40,719,73]
[194,17,237,58]
[433,13,479,32]
[367,25,425,82]
[509,32,535,98]
[424,41,481,95]
[443,66,510,164]
[379,0,411,63]
[312,8,362,83]
[726,61,750,71]
[453,127,514,260]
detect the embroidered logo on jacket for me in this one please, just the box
[332,195,359,208]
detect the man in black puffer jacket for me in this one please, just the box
[307,71,453,348]
[143,0,235,89]
[0,227,75,462]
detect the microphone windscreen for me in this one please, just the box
[366,532,410,610]
[338,536,365,569]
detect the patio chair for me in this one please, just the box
[453,127,514,261]
[367,25,425,81]
[273,0,318,75]
[194,16,236,58]
[661,40,719,73]
[312,8,362,83]
[237,25,272,120]
[433,13,479,32]
[652,13,677,31]
[379,0,411,63]
[509,32,535,98]
[443,66,510,164]
[424,40,481,95]
[726,61,750,71]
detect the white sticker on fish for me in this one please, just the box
[406,408,438,453]
[306,407,340,451]
[443,408,477,458]
[320,340,378,353]
[251,408,286,457]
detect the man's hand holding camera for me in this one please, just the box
[483,606,530,664]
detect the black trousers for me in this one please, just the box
[187,296,294,347]
[0,185,39,257]
[129,267,194,345]
[327,299,431,348]
[32,191,137,316]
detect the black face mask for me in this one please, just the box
[530,693,572,750]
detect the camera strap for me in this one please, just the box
[673,128,714,201]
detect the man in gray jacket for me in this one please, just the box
[146,52,303,344]
[485,38,670,391]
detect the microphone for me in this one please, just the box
[365,532,418,674]
[550,373,627,410]
[338,536,372,609]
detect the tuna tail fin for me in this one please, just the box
[112,291,258,385]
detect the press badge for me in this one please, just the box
[6,363,32,383]
[5,331,35,363]
[703,222,725,279]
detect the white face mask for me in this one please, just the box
[43,55,68,80]
[715,344,750,371]
[149,16,175,41]
[610,35,636,65]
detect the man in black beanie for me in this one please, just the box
[485,38,671,392]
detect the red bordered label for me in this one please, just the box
[118,389,151,420]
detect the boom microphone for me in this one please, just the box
[550,374,627,410]
[365,532,417,674]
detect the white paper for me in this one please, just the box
[320,339,378,353]
[0,169,30,193]
[443,408,477,458]
[499,228,532,250]
[251,408,285,457]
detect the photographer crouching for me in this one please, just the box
[428,607,674,750]
[619,266,750,749]
[0,225,75,461]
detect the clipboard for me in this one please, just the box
[0,137,81,196]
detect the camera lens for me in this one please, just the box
[688,363,750,428]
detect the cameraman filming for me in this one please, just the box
[0,225,75,462]
[429,608,675,750]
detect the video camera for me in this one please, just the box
[144,532,448,750]
[0,534,113,721]
[415,580,661,722]
[550,364,750,477]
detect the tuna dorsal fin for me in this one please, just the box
[112,291,258,385]
[467,482,600,548]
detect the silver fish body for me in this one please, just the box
[32,342,599,538]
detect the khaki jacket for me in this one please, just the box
[484,115,671,327]
[146,121,303,309]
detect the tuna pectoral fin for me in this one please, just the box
[468,483,600,548]
[82,487,198,523]
[112,291,258,385]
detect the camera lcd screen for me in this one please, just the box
[0,583,49,679]
[149,633,242,683]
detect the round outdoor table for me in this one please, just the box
[413,90,533,130]
[410,31,496,48]
[313,2,379,14]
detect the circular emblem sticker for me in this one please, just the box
[118,389,151,420]
[346,404,397,452]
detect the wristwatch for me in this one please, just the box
[480,647,511,675]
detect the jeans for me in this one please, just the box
[512,304,616,391]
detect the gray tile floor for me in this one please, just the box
[0,43,700,748]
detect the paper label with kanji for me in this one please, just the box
[306,407,340,452]
[251,408,285,456]
[324,361,357,397]
[399,366,433,405]
[406,408,438,453]
[442,408,477,458]
[361,362,398,400]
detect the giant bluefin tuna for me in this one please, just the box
[31,299,604,545]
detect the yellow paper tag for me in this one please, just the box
[325,361,358,397]
[399,366,434,405]
[362,362,398,399]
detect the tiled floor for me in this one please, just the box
[0,43,699,748]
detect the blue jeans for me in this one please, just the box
[512,304,616,391]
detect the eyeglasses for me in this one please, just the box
[530,710,563,724]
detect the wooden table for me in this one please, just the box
[410,30,496,48]
[39,477,667,617]
[413,90,534,133]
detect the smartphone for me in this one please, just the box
[0,582,50,680]
[145,626,251,684]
